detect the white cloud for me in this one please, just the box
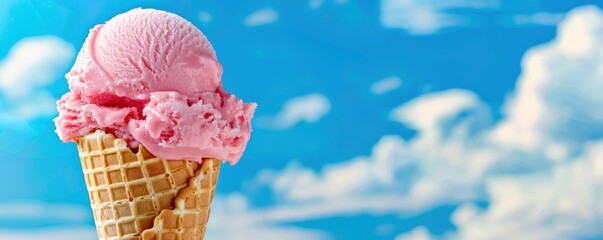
[238,5,603,239]
[252,127,488,217]
[380,0,570,34]
[449,5,603,239]
[453,141,603,240]
[0,202,90,222]
[395,226,435,240]
[248,88,500,221]
[0,36,74,119]
[248,194,434,222]
[0,226,97,240]
[511,12,565,26]
[247,86,553,235]
[309,0,348,9]
[380,0,499,34]
[206,194,331,240]
[371,76,402,94]
[198,11,212,23]
[244,8,278,27]
[260,93,331,129]
[490,5,603,151]
[390,89,489,144]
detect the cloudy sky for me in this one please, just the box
[1,0,603,239]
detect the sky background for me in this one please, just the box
[1,0,603,239]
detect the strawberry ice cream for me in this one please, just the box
[54,8,256,164]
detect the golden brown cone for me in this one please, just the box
[141,158,220,240]
[76,131,220,240]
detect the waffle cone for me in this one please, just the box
[76,131,220,240]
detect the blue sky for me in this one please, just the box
[2,0,603,239]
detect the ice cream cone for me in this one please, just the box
[55,8,255,240]
[76,131,220,240]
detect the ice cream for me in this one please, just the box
[55,8,255,240]
[54,8,256,164]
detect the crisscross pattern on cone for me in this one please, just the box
[76,131,219,240]
[141,158,220,240]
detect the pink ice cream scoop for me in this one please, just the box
[54,8,256,164]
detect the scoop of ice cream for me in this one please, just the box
[54,8,256,164]
[68,8,221,100]
[128,91,253,162]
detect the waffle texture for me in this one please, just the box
[141,158,220,239]
[76,131,220,240]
